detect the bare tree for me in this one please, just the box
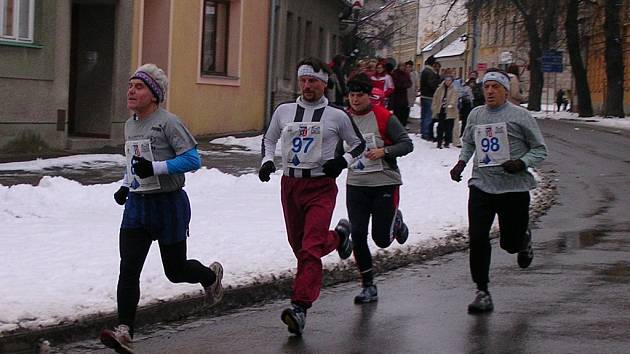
[465,0,559,111]
[565,0,594,116]
[511,0,559,111]
[603,0,625,117]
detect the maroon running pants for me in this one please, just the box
[280,175,341,309]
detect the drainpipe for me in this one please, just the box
[264,0,279,129]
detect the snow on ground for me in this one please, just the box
[0,134,469,333]
[0,154,126,172]
[532,109,630,131]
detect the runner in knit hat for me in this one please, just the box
[99,63,224,354]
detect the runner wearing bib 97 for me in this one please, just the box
[344,73,414,304]
[259,57,366,336]
[449,68,548,314]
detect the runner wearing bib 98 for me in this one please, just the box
[449,68,547,314]
[100,64,224,354]
[344,73,414,304]
[259,57,366,336]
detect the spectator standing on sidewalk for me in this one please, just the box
[405,60,420,126]
[467,70,485,108]
[389,62,413,128]
[344,73,413,303]
[432,75,459,149]
[258,57,365,336]
[449,68,548,314]
[370,61,394,107]
[100,64,224,354]
[507,64,525,105]
[328,54,348,106]
[420,56,441,141]
[459,79,474,143]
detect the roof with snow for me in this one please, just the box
[434,37,466,58]
[421,27,457,53]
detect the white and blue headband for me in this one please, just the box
[482,71,510,91]
[297,65,329,83]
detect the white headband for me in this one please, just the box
[482,71,510,91]
[297,65,329,83]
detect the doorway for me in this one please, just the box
[68,0,116,138]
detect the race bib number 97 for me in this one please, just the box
[474,122,510,167]
[281,122,323,169]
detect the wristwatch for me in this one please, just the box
[383,147,390,156]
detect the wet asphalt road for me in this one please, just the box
[57,118,630,353]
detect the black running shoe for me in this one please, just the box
[467,290,494,314]
[281,306,306,336]
[354,284,378,304]
[517,229,534,269]
[393,210,409,244]
[335,219,353,259]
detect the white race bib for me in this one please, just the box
[350,133,383,173]
[281,122,323,169]
[125,139,161,191]
[474,122,510,167]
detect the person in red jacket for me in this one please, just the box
[344,73,414,303]
[370,62,394,107]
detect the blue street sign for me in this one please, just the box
[542,50,563,73]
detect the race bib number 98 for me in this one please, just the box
[474,122,510,167]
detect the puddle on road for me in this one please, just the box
[597,261,630,283]
[553,229,609,252]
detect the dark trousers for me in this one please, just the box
[468,186,530,287]
[117,229,215,334]
[280,176,340,309]
[459,100,472,137]
[347,185,399,286]
[436,119,454,146]
[420,97,434,139]
[393,106,410,127]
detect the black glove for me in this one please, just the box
[322,156,348,178]
[113,186,129,205]
[450,160,466,182]
[258,161,276,182]
[501,159,526,174]
[132,155,154,179]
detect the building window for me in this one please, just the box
[283,11,294,79]
[318,27,324,58]
[201,0,229,76]
[0,0,34,43]
[305,20,312,57]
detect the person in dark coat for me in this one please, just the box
[388,63,412,128]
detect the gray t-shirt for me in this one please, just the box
[458,102,548,194]
[125,108,197,193]
[346,108,413,187]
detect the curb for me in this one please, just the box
[0,172,557,354]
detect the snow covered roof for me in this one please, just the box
[434,37,466,58]
[421,27,457,53]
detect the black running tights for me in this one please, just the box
[117,229,215,334]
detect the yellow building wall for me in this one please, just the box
[169,0,270,136]
[586,4,630,115]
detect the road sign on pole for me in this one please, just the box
[542,50,563,73]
